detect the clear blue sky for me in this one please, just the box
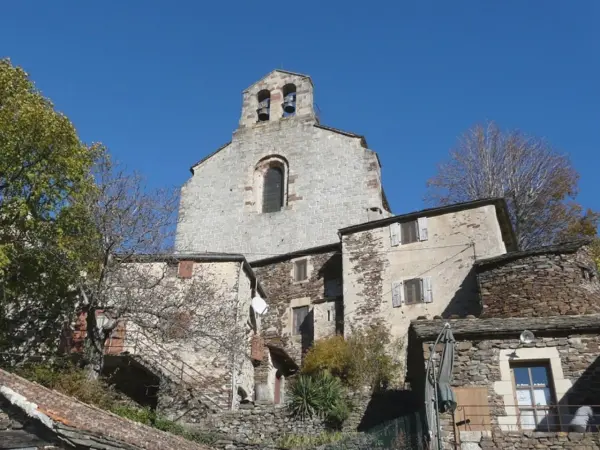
[2,1,599,215]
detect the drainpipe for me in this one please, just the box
[230,261,244,410]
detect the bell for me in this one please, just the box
[283,93,296,114]
[257,98,270,121]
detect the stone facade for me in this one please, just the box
[410,316,600,449]
[341,200,513,345]
[477,241,600,318]
[175,70,389,261]
[460,430,600,450]
[252,245,343,364]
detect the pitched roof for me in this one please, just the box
[189,141,231,174]
[338,198,516,247]
[0,369,212,450]
[243,69,313,92]
[475,238,593,268]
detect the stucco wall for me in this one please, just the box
[175,71,387,260]
[342,204,507,340]
[477,245,600,318]
[117,259,257,413]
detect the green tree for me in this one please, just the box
[0,59,98,361]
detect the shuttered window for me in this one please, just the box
[404,278,422,304]
[294,259,308,282]
[401,220,419,244]
[263,167,284,213]
[292,306,309,335]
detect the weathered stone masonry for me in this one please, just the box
[410,316,600,450]
[252,245,343,363]
[477,241,600,318]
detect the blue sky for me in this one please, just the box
[1,1,599,215]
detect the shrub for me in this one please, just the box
[301,335,350,379]
[301,321,403,391]
[289,372,349,425]
[277,431,348,449]
[13,361,117,409]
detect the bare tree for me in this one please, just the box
[75,155,251,380]
[426,121,585,249]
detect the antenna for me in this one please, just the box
[519,330,535,345]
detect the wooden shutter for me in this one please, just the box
[418,217,428,241]
[263,167,284,213]
[389,222,401,247]
[178,261,194,279]
[392,281,403,307]
[422,277,433,303]
[453,387,491,432]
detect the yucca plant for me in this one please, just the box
[289,371,350,425]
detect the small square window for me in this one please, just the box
[401,220,419,244]
[404,278,422,304]
[292,306,309,335]
[294,259,308,282]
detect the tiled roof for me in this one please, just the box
[0,369,212,450]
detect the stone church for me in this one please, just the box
[175,69,391,259]
[167,69,515,408]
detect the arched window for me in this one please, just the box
[257,90,271,122]
[263,167,284,213]
[282,84,297,117]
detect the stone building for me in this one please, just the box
[175,70,390,260]
[251,243,343,365]
[476,240,600,317]
[64,253,284,417]
[339,198,516,340]
[410,316,600,449]
[407,239,600,449]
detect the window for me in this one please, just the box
[292,306,309,335]
[294,259,308,282]
[263,167,284,213]
[512,363,555,430]
[404,278,422,304]
[282,84,297,117]
[257,90,270,122]
[401,220,419,244]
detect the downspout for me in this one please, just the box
[230,261,244,410]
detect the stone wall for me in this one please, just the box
[459,430,600,449]
[341,203,509,385]
[411,317,600,449]
[175,71,388,260]
[252,248,342,363]
[477,243,600,318]
[196,403,329,447]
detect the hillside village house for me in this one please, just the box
[44,70,600,449]
[408,240,600,449]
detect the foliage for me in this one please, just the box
[12,361,120,410]
[289,372,350,425]
[277,431,349,449]
[11,362,222,445]
[302,321,402,391]
[559,209,600,270]
[426,121,596,250]
[301,335,350,379]
[0,58,100,360]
